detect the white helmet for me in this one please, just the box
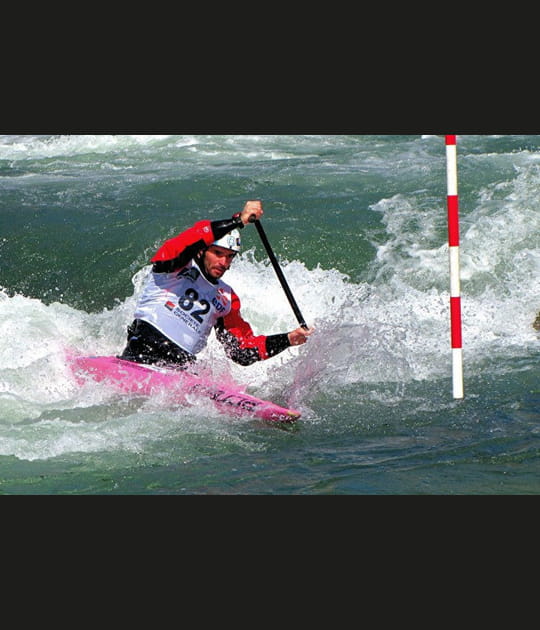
[212,229,242,253]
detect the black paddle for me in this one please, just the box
[249,216,309,330]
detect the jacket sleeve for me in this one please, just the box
[215,291,291,366]
[151,220,215,272]
[151,217,244,273]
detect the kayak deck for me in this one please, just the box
[69,355,301,423]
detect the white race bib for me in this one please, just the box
[134,260,233,354]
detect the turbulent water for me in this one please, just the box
[0,134,538,494]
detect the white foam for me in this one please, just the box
[0,135,174,161]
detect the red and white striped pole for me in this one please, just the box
[445,135,464,399]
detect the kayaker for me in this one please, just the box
[120,200,315,368]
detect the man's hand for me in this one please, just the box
[288,326,316,347]
[240,200,264,225]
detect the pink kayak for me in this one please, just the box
[68,355,301,423]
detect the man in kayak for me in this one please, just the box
[120,200,315,368]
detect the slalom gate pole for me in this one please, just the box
[445,135,464,399]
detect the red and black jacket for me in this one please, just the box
[150,217,291,366]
